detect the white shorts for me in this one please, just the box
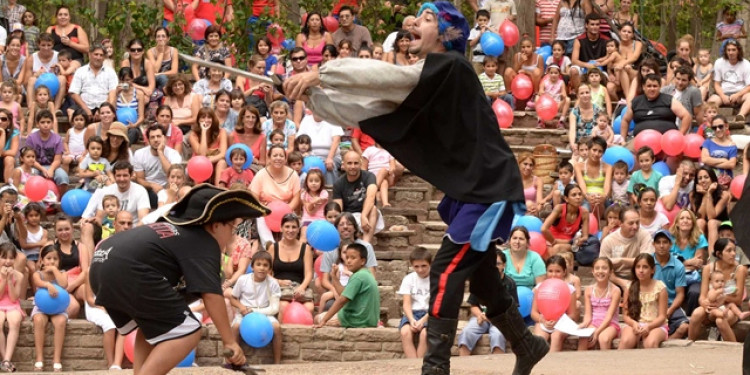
[85,302,116,332]
[352,210,385,234]
[232,312,278,327]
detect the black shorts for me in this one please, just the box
[95,267,201,344]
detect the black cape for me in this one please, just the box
[360,51,523,204]
[731,177,750,259]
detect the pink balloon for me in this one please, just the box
[188,18,209,41]
[536,278,571,321]
[683,134,704,159]
[314,256,323,279]
[266,201,292,232]
[124,330,137,363]
[535,93,558,121]
[187,156,213,183]
[588,213,598,235]
[202,315,213,325]
[282,301,314,326]
[633,129,662,155]
[323,16,339,33]
[511,74,534,101]
[267,23,284,46]
[25,176,49,202]
[301,13,308,26]
[499,20,520,47]
[731,174,746,199]
[655,200,680,225]
[660,130,686,156]
[182,6,196,31]
[529,232,547,258]
[492,99,514,129]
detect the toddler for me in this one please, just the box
[269,128,285,146]
[609,161,630,207]
[62,109,87,173]
[695,49,713,100]
[218,147,255,188]
[362,143,396,207]
[100,195,120,240]
[598,39,626,87]
[77,136,112,192]
[544,162,575,207]
[538,64,570,129]
[26,85,56,135]
[707,270,750,321]
[294,134,312,157]
[586,68,612,117]
[592,113,616,145]
[697,102,719,138]
[600,204,622,241]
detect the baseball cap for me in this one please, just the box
[719,221,733,230]
[653,229,673,243]
[10,23,22,33]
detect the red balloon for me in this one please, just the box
[323,16,339,33]
[683,133,704,159]
[499,20,520,47]
[731,174,747,199]
[202,315,213,325]
[536,278,571,320]
[25,176,49,202]
[301,13,308,26]
[266,201,292,232]
[633,129,662,155]
[124,330,137,363]
[282,301,314,326]
[528,232,547,258]
[660,130,686,156]
[188,18,209,41]
[187,156,213,183]
[535,93,558,121]
[588,213,598,235]
[511,74,534,101]
[492,99,514,129]
[655,200,680,225]
[182,6,196,31]
[267,23,284,46]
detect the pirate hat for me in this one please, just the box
[160,184,270,225]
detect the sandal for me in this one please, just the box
[53,363,62,373]
[33,362,43,371]
[0,361,11,372]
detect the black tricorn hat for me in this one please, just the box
[160,184,270,225]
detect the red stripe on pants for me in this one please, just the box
[431,243,471,318]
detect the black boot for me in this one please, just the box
[421,317,457,375]
[491,303,549,375]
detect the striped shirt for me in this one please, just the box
[479,72,506,94]
[536,0,561,43]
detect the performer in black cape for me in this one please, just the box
[89,184,270,375]
[284,3,549,374]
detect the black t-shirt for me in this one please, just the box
[90,223,222,308]
[332,170,377,213]
[577,33,609,63]
[632,93,678,135]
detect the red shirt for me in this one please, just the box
[351,128,375,151]
[331,0,358,15]
[195,0,232,23]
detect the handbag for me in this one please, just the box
[574,236,601,266]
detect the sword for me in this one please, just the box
[179,53,276,85]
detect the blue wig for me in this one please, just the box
[417,2,470,54]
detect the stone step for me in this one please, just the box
[501,127,568,150]
[381,206,428,222]
[423,220,447,231]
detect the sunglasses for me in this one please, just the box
[711,124,725,130]
[130,48,143,53]
[290,56,307,62]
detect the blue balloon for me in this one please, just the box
[537,45,552,67]
[35,285,70,315]
[245,266,254,274]
[480,32,505,57]
[516,215,543,233]
[116,107,138,125]
[307,220,340,251]
[35,73,60,98]
[240,312,274,348]
[281,38,296,50]
[225,143,254,169]
[517,286,533,318]
[602,146,635,171]
[176,350,195,368]
[61,189,92,217]
[652,161,671,177]
[629,119,635,132]
[613,115,622,132]
[302,156,326,173]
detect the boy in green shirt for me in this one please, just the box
[315,243,380,327]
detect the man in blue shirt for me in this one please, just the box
[653,229,689,339]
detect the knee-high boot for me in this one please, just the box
[490,303,549,375]
[421,317,457,375]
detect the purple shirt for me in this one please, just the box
[25,131,64,165]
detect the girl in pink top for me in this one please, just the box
[0,244,24,372]
[578,257,621,351]
[301,169,328,240]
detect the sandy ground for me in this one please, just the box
[15,341,742,374]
